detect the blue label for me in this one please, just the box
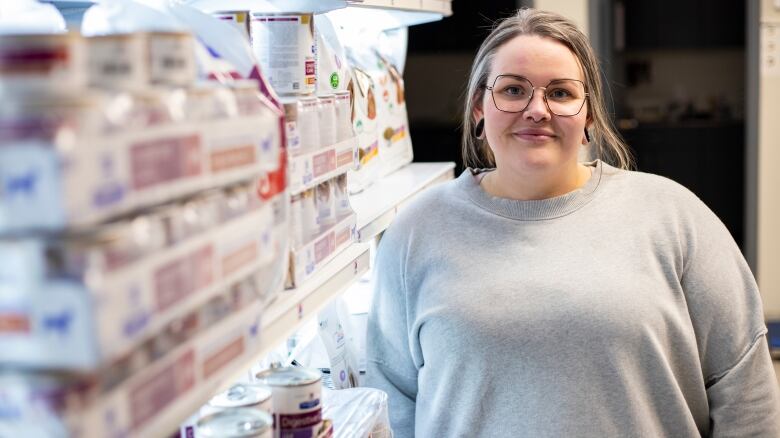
[93,183,125,207]
[4,170,37,197]
[299,398,319,409]
[42,310,73,335]
[123,312,150,338]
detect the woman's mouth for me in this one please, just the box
[512,129,556,142]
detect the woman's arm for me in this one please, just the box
[680,198,780,436]
[364,227,419,437]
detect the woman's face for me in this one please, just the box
[476,35,589,176]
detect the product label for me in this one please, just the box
[314,232,336,265]
[221,241,258,277]
[278,408,322,437]
[149,35,195,86]
[154,245,215,312]
[0,312,30,334]
[251,15,315,93]
[0,44,70,74]
[312,150,336,178]
[210,145,256,173]
[130,349,196,428]
[336,149,354,168]
[335,226,350,248]
[130,134,202,190]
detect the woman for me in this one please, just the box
[365,8,780,437]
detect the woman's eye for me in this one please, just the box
[548,88,572,99]
[503,86,525,96]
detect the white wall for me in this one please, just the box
[533,0,589,35]
[756,0,780,318]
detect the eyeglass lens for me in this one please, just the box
[491,76,586,116]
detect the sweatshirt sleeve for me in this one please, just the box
[678,196,780,436]
[706,335,780,437]
[364,226,418,438]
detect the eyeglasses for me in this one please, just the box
[485,75,588,117]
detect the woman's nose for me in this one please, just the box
[523,90,551,122]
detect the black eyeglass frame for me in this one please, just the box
[484,74,589,117]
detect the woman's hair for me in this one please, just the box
[461,8,633,170]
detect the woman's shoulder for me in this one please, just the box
[604,163,704,207]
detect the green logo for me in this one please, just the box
[330,73,339,89]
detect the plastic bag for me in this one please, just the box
[315,14,351,95]
[0,0,66,35]
[322,387,392,438]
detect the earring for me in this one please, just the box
[584,128,591,143]
[474,119,485,139]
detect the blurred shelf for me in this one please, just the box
[67,297,264,438]
[350,161,455,242]
[67,242,368,438]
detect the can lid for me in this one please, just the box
[197,408,272,437]
[255,366,321,387]
[209,384,272,409]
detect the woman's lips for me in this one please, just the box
[512,129,556,142]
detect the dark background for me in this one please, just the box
[403,1,747,249]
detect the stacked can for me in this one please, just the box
[254,366,323,438]
[250,13,316,96]
[288,174,354,249]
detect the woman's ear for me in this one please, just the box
[473,98,484,125]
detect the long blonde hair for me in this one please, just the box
[462,8,633,170]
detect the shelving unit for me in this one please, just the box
[2,2,455,437]
[350,162,455,242]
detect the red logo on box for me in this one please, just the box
[0,313,30,333]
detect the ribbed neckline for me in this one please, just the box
[459,160,605,221]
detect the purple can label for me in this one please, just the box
[278,407,322,438]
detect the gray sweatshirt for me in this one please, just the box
[365,160,780,437]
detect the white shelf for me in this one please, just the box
[350,162,455,242]
[259,242,370,364]
[348,0,452,16]
[184,0,451,17]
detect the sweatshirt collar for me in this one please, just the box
[460,160,604,221]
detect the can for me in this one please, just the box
[147,31,197,87]
[0,32,85,92]
[334,91,352,142]
[210,383,273,413]
[333,174,351,218]
[197,408,273,438]
[300,189,319,242]
[230,80,264,116]
[254,366,323,438]
[289,193,304,248]
[317,94,337,147]
[213,11,252,43]
[297,97,320,153]
[315,181,335,229]
[86,33,148,91]
[251,13,316,95]
[280,97,301,155]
